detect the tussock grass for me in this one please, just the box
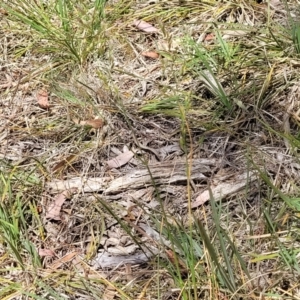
[1,0,300,299]
[2,0,107,66]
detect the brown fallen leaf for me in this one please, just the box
[165,249,188,275]
[141,51,159,59]
[36,89,50,109]
[204,33,214,41]
[106,151,134,169]
[39,248,55,257]
[191,171,257,208]
[49,251,79,270]
[192,190,211,208]
[0,8,8,15]
[46,188,77,220]
[103,285,117,300]
[52,154,78,174]
[133,20,159,33]
[79,119,104,129]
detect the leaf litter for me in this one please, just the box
[46,188,78,220]
[2,0,300,299]
[141,51,159,59]
[79,118,104,129]
[133,19,159,33]
[106,150,134,169]
[191,171,258,208]
[36,89,50,109]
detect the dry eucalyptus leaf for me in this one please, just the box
[204,33,214,41]
[191,171,257,208]
[192,190,211,208]
[141,51,159,59]
[133,20,159,33]
[36,89,50,109]
[106,151,134,169]
[80,119,104,129]
[166,249,188,275]
[49,251,79,270]
[0,8,8,15]
[39,248,55,257]
[103,285,117,300]
[52,154,77,174]
[46,188,77,220]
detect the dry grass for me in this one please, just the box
[1,0,300,299]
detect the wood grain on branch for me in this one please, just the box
[105,158,217,194]
[47,158,217,194]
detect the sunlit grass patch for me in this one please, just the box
[3,0,108,66]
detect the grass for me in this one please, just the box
[2,0,107,66]
[1,0,300,299]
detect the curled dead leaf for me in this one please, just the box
[133,20,159,33]
[165,249,188,275]
[103,285,117,300]
[36,89,50,109]
[141,51,159,59]
[106,151,134,169]
[52,154,77,174]
[192,190,210,208]
[39,248,55,257]
[204,33,214,41]
[191,171,257,208]
[46,188,77,220]
[79,119,104,129]
[0,8,8,15]
[49,251,79,270]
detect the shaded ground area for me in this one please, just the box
[1,1,300,299]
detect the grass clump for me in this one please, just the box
[3,0,108,66]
